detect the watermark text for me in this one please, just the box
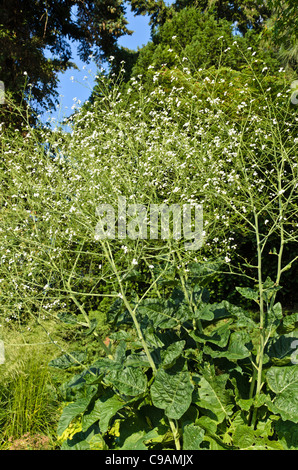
[95,197,204,251]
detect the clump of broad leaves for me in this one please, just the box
[53,262,298,450]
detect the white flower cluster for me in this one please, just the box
[1,62,297,323]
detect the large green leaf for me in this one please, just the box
[267,335,298,366]
[182,424,205,450]
[125,351,152,368]
[81,400,102,433]
[137,298,179,329]
[118,427,164,450]
[206,301,255,333]
[266,365,298,423]
[266,302,283,329]
[116,415,167,450]
[192,285,210,305]
[160,341,185,369]
[61,434,91,450]
[59,369,101,402]
[207,300,235,320]
[113,340,127,364]
[196,374,234,423]
[104,366,148,397]
[225,330,252,360]
[205,331,252,361]
[233,424,255,449]
[107,298,124,324]
[235,287,258,302]
[61,426,108,450]
[57,397,93,436]
[262,277,282,304]
[193,303,214,321]
[274,419,298,449]
[49,350,87,369]
[82,392,125,434]
[151,363,194,419]
[57,312,78,325]
[190,319,232,348]
[143,327,165,349]
[232,424,283,450]
[92,357,122,373]
[278,312,298,334]
[187,261,223,282]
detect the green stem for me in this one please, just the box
[250,209,265,428]
[67,290,91,328]
[275,151,285,288]
[169,418,181,450]
[102,242,157,374]
[248,364,257,400]
[175,251,203,333]
[67,287,113,358]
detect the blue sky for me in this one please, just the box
[43,2,175,127]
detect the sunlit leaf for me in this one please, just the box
[151,362,194,419]
[266,365,298,423]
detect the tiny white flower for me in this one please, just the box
[132,258,138,265]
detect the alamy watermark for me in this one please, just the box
[95,197,204,251]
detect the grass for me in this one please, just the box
[0,319,80,449]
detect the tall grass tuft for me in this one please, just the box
[0,346,60,449]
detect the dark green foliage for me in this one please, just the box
[267,0,298,71]
[129,0,272,35]
[54,263,298,450]
[172,0,272,35]
[267,0,298,47]
[130,7,280,81]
